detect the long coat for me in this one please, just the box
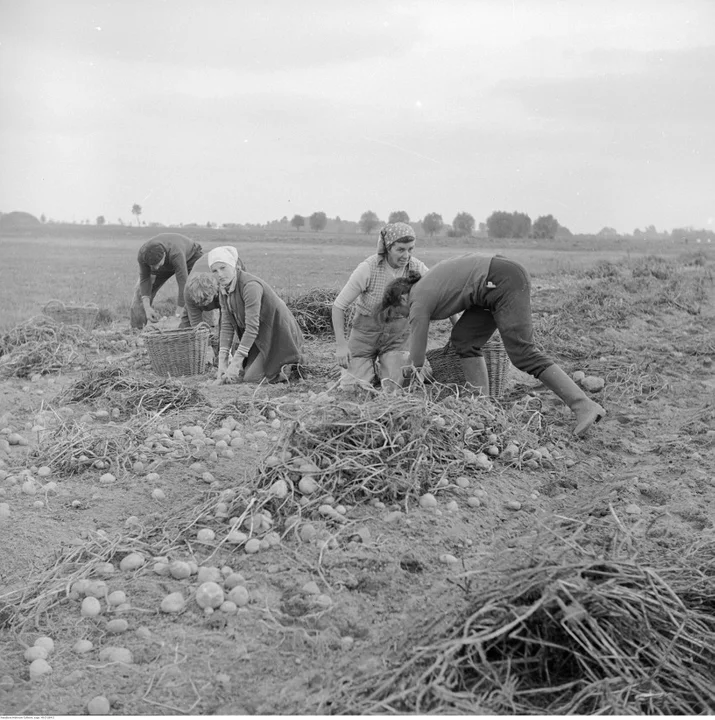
[219,270,303,381]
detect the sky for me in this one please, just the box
[1,0,714,234]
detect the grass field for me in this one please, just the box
[0,225,694,331]
[1,224,714,715]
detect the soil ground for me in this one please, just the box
[0,261,713,716]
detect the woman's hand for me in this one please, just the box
[402,364,429,383]
[223,362,244,384]
[335,344,351,369]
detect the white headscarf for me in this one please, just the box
[207,246,240,268]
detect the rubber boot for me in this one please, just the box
[538,364,606,436]
[460,356,490,396]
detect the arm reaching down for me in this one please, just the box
[236,280,263,358]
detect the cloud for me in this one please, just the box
[492,45,715,130]
[1,0,422,72]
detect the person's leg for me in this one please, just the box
[242,353,266,383]
[341,316,379,388]
[538,365,605,436]
[450,307,497,395]
[460,357,490,394]
[487,257,605,435]
[129,281,147,329]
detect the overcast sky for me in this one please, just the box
[1,0,713,234]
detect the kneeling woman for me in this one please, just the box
[381,253,606,437]
[204,247,304,384]
[332,222,429,389]
[181,245,245,331]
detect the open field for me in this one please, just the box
[0,225,693,330]
[0,225,714,715]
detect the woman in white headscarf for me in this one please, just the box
[331,222,429,389]
[182,246,245,330]
[206,247,304,384]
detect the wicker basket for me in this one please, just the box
[42,299,99,331]
[425,332,510,397]
[143,322,211,377]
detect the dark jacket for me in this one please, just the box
[138,233,202,308]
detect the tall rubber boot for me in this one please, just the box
[460,356,490,396]
[538,364,606,436]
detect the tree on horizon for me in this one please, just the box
[388,210,410,224]
[422,212,444,237]
[359,210,380,234]
[309,211,327,232]
[131,204,142,226]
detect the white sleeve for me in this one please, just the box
[333,262,371,311]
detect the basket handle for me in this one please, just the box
[43,299,66,312]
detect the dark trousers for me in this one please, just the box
[450,256,553,379]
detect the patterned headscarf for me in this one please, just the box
[376,222,416,256]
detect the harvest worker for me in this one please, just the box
[381,253,606,437]
[181,246,246,330]
[207,247,304,384]
[332,222,429,389]
[130,233,203,329]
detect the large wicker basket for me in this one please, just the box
[425,332,510,397]
[143,323,210,377]
[42,299,99,331]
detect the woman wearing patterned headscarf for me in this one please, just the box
[332,222,429,389]
[207,247,304,384]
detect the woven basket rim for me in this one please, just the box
[425,332,510,397]
[43,299,99,312]
[143,322,210,377]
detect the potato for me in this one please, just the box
[72,639,93,654]
[81,597,101,617]
[29,658,52,680]
[169,560,192,579]
[98,646,133,664]
[419,493,438,509]
[107,591,126,607]
[119,553,145,572]
[33,636,54,653]
[270,479,288,499]
[197,566,222,584]
[227,585,249,607]
[195,581,224,609]
[24,646,48,662]
[87,696,110,715]
[244,538,261,554]
[226,530,248,545]
[160,592,185,613]
[94,562,116,578]
[223,572,246,589]
[106,619,129,634]
[298,475,318,495]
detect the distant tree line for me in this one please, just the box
[10,206,713,243]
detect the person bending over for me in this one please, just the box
[381,253,606,436]
[130,233,203,329]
